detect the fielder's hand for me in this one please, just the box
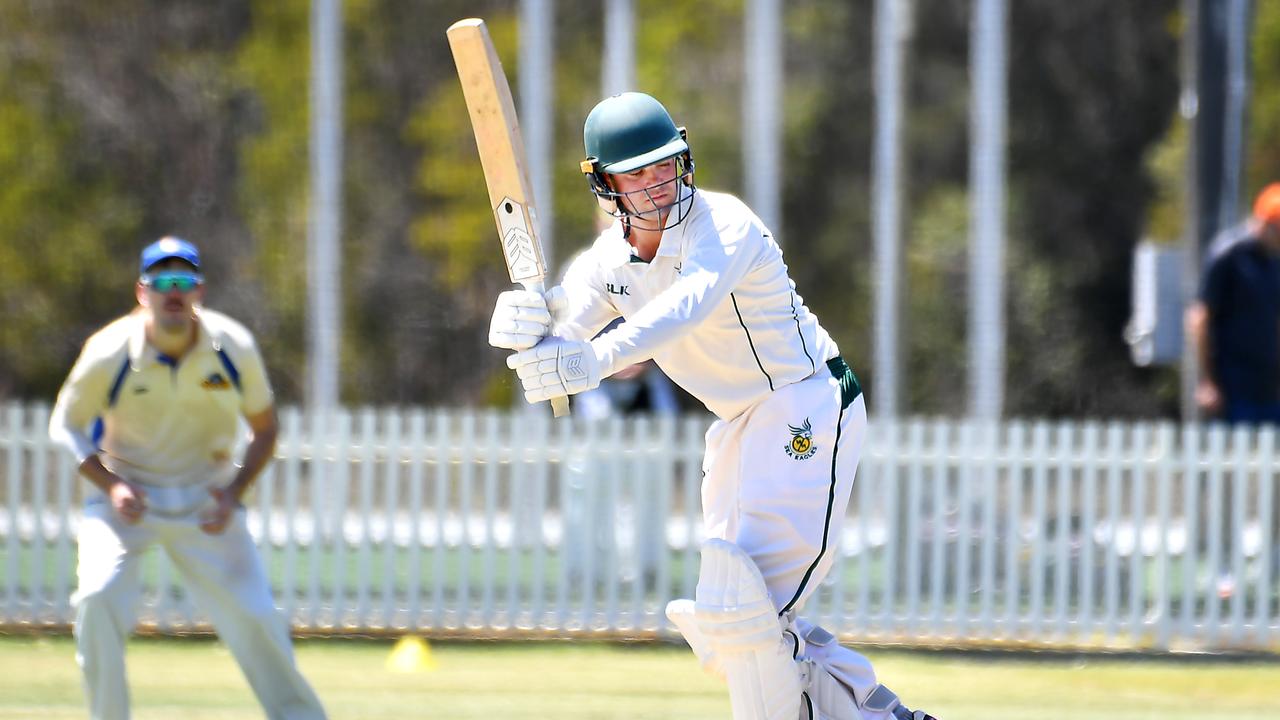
[507,337,602,403]
[199,486,243,535]
[489,287,568,350]
[109,478,148,524]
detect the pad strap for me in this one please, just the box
[862,684,902,714]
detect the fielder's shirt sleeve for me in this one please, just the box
[222,325,274,417]
[49,319,132,464]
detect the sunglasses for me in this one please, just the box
[142,271,203,293]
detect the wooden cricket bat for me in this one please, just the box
[447,17,569,418]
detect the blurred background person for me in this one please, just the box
[1186,183,1280,599]
[1187,183,1280,425]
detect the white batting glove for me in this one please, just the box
[506,337,602,403]
[488,287,568,350]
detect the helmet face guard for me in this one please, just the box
[581,147,696,229]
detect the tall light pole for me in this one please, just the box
[872,0,913,419]
[520,0,555,272]
[744,0,782,235]
[603,0,635,96]
[308,0,342,411]
[967,0,1008,420]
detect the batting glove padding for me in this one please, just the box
[488,287,567,350]
[507,337,602,403]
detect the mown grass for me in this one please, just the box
[0,634,1276,719]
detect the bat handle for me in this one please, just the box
[550,396,570,417]
[521,280,571,419]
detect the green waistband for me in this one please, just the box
[826,356,862,410]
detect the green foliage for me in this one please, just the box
[905,189,970,414]
[999,1,1181,418]
[406,47,501,289]
[0,4,142,398]
[231,0,312,398]
[1143,118,1188,245]
[1248,0,1280,192]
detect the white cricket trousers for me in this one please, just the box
[73,500,326,720]
[702,363,890,715]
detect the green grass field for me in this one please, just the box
[0,634,1276,719]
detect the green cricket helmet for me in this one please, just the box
[580,92,696,225]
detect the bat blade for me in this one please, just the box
[447,18,548,287]
[448,17,569,417]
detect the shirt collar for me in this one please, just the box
[127,309,214,366]
[607,186,699,267]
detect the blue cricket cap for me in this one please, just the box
[140,236,200,274]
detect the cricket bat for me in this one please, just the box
[447,17,569,418]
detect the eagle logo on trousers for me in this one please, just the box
[784,418,817,460]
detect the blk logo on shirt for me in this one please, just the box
[605,283,630,296]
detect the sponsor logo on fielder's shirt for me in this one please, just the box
[202,372,231,390]
[784,418,817,460]
[605,282,630,296]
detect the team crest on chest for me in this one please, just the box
[784,418,817,460]
[202,372,231,390]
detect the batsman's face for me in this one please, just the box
[136,259,204,331]
[610,158,679,218]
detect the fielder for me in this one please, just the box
[49,237,327,720]
[490,92,938,720]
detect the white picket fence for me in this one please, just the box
[2,401,1277,653]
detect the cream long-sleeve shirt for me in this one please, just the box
[557,189,841,421]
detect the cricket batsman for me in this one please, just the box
[490,92,939,720]
[48,237,326,720]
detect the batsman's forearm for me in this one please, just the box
[229,425,279,501]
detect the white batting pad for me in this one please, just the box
[694,539,802,720]
[666,598,725,679]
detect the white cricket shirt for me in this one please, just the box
[49,308,274,488]
[557,189,840,421]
